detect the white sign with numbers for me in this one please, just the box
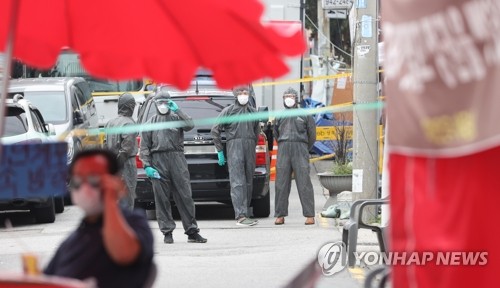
[322,0,353,10]
[356,45,371,57]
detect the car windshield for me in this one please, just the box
[145,97,234,126]
[5,107,28,137]
[22,91,67,124]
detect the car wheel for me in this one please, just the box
[64,182,73,205]
[54,196,65,213]
[252,191,270,218]
[33,197,56,224]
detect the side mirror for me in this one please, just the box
[73,110,84,125]
[257,106,269,123]
[45,123,56,136]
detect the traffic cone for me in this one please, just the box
[270,140,278,181]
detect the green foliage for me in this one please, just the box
[332,113,352,175]
[331,162,352,175]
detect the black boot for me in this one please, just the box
[187,233,207,243]
[164,232,173,244]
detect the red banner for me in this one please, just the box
[383,1,500,287]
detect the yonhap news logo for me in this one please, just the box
[352,251,488,267]
[318,241,489,276]
[317,241,347,276]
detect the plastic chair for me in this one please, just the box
[342,198,389,267]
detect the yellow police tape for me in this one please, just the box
[85,71,386,146]
[91,72,359,96]
[253,72,354,87]
[270,152,348,174]
[91,70,386,96]
[59,100,384,145]
[270,155,334,174]
[253,69,383,87]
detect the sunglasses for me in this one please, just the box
[69,175,101,190]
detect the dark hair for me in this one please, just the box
[69,148,121,176]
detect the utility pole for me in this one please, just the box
[317,0,331,104]
[317,0,330,58]
[352,0,379,222]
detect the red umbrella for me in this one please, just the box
[0,0,305,89]
[0,0,305,140]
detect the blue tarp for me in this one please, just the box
[301,98,333,121]
[0,142,67,199]
[314,118,353,156]
[302,98,352,156]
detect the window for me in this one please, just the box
[71,93,79,112]
[30,110,43,132]
[5,107,28,136]
[176,98,233,120]
[75,82,92,103]
[22,91,68,124]
[73,86,86,106]
[143,97,234,129]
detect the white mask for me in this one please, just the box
[237,95,249,106]
[157,104,169,115]
[284,97,296,108]
[71,184,104,217]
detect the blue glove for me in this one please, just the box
[168,100,179,112]
[217,151,226,166]
[145,166,160,179]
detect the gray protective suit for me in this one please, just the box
[274,92,316,218]
[105,93,138,210]
[211,93,260,219]
[139,100,199,235]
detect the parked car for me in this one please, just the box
[8,77,101,206]
[8,77,100,164]
[134,84,271,217]
[0,96,63,223]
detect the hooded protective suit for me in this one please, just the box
[273,88,316,218]
[211,86,260,219]
[105,93,138,210]
[139,92,200,236]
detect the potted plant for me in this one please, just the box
[318,114,353,206]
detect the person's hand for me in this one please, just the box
[168,100,179,112]
[145,166,160,179]
[100,174,126,204]
[217,151,226,166]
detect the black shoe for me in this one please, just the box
[164,232,173,244]
[187,233,207,243]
